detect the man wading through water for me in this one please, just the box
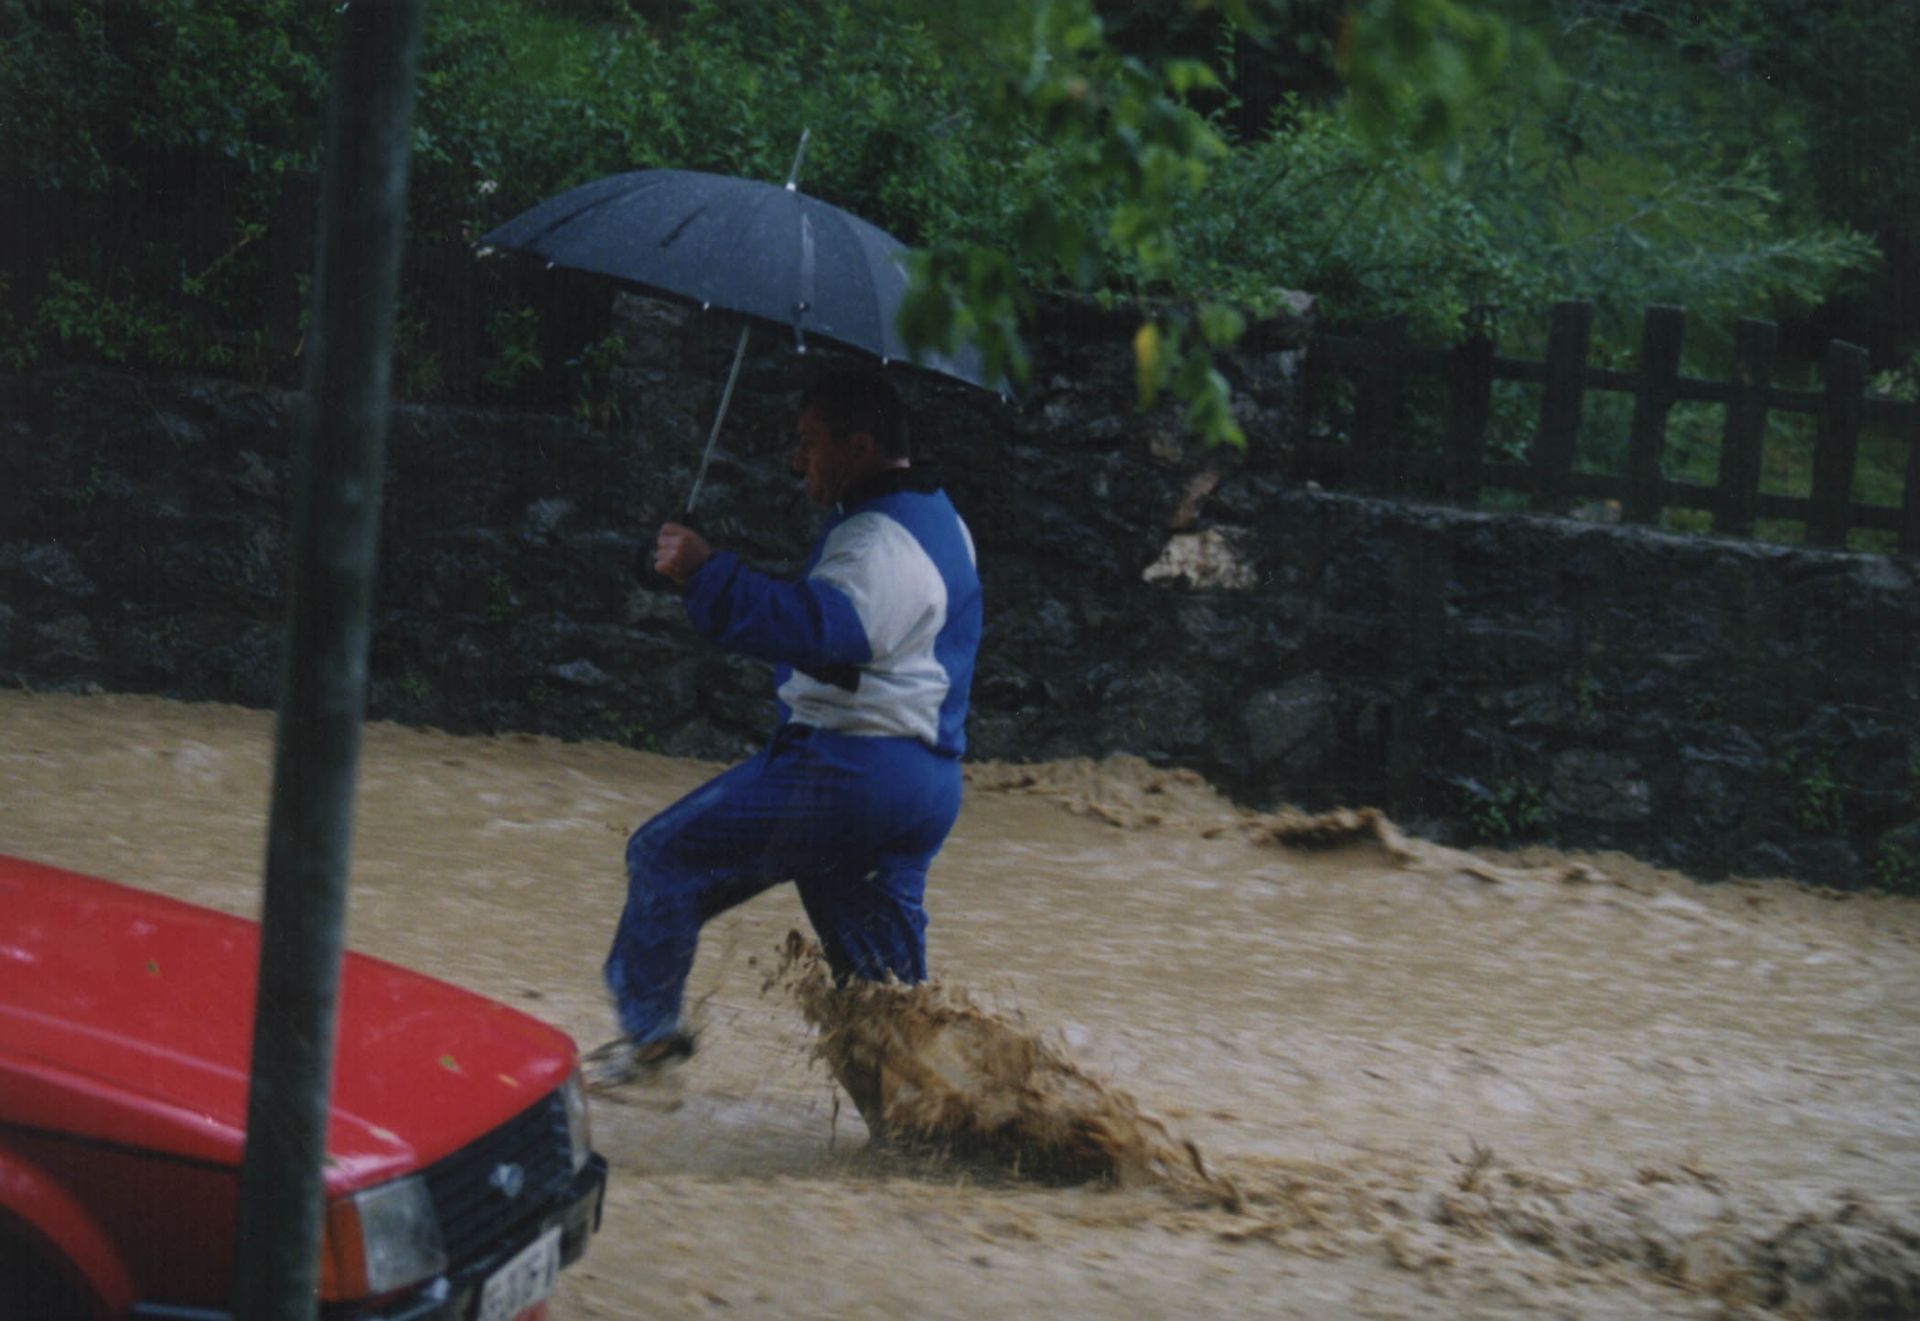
[589,368,983,1088]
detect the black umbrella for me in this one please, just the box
[479,135,1005,511]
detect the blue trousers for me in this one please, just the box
[605,723,963,1045]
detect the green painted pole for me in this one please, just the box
[232,3,423,1318]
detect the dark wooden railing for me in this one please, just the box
[1297,300,1920,555]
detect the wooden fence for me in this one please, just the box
[1296,300,1920,556]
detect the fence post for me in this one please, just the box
[1530,300,1592,511]
[265,172,318,373]
[1293,337,1322,482]
[538,267,614,406]
[1625,305,1685,525]
[1446,322,1494,502]
[1807,338,1869,548]
[1388,525,1450,801]
[1902,405,1920,557]
[425,240,482,401]
[1712,317,1777,538]
[1350,317,1406,490]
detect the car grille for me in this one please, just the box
[420,1090,574,1264]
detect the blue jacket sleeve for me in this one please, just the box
[682,550,873,670]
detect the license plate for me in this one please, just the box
[477,1225,561,1321]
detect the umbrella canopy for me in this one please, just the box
[478,168,1003,396]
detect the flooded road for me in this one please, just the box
[4,691,1917,1317]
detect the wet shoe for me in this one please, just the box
[583,1031,696,1092]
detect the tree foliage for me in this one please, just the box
[0,0,331,370]
[1625,0,1920,361]
[0,0,1901,438]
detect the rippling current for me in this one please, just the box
[4,691,1916,1318]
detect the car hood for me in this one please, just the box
[0,856,577,1190]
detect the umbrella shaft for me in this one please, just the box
[786,128,811,189]
[687,324,751,515]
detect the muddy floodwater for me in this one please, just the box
[4,691,1918,1318]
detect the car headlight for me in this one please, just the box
[320,1173,449,1300]
[561,1070,591,1174]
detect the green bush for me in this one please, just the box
[0,0,1894,407]
[1872,841,1919,897]
[1,0,330,377]
[2,0,1025,391]
[1171,103,1533,339]
[1463,778,1550,844]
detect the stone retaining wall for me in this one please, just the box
[3,305,1915,887]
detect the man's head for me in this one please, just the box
[792,369,909,509]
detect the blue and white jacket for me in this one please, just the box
[683,469,981,757]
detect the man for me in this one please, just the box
[592,368,982,1086]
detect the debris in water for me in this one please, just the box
[769,932,1236,1202]
[968,753,1609,886]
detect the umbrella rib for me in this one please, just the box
[659,203,710,249]
[796,211,815,349]
[507,172,653,251]
[845,211,906,361]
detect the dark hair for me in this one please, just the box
[799,368,909,459]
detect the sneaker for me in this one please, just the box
[583,1031,696,1092]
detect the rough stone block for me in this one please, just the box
[1244,672,1335,770]
[1548,748,1652,823]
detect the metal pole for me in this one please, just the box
[232,4,423,1319]
[685,325,749,515]
[682,129,812,515]
[785,127,811,189]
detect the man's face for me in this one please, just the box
[791,405,870,509]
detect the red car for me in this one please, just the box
[0,855,607,1319]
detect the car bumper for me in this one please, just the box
[130,1154,608,1321]
[348,1152,608,1321]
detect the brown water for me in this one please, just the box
[4,691,1917,1318]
